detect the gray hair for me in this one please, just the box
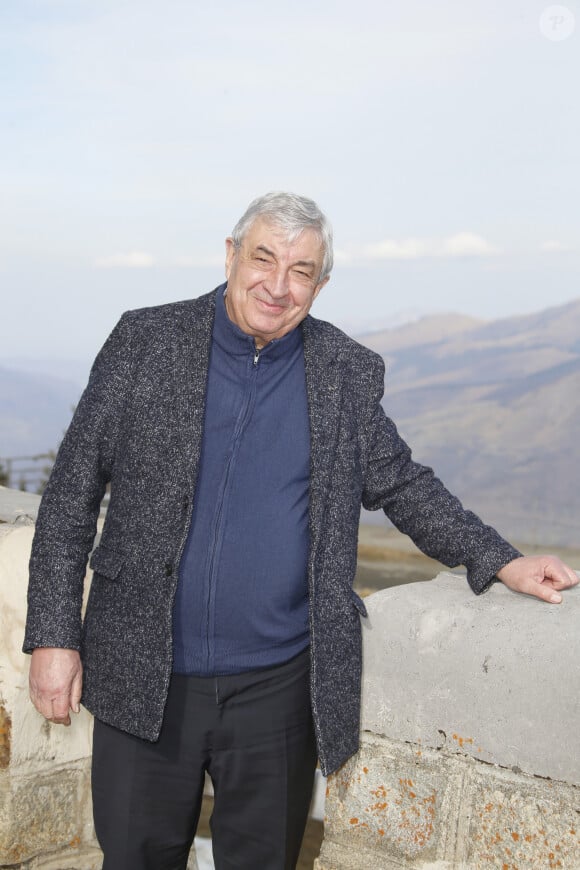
[230,191,334,282]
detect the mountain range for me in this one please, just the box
[1,298,579,545]
[358,298,580,546]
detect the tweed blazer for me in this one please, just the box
[24,287,519,775]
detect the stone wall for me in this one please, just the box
[0,489,201,869]
[0,488,103,869]
[316,573,580,869]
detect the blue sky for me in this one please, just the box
[1,0,579,360]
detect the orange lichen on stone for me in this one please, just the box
[378,829,385,836]
[451,733,474,749]
[393,782,436,851]
[0,704,12,768]
[511,832,520,842]
[349,818,359,825]
[363,766,368,774]
[69,836,81,848]
[413,823,434,849]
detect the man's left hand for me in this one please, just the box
[496,555,579,603]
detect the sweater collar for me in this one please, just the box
[213,282,302,361]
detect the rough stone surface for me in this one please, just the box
[317,572,580,869]
[0,766,92,864]
[317,734,580,869]
[6,844,104,869]
[321,736,455,863]
[462,764,579,868]
[361,572,580,784]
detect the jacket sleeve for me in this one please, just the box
[23,312,135,652]
[359,355,521,594]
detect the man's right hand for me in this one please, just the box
[29,647,83,726]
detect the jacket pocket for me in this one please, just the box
[89,545,125,581]
[350,589,368,618]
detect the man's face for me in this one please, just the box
[224,217,329,348]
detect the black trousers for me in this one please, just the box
[92,648,318,870]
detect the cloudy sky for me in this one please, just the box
[2,0,579,362]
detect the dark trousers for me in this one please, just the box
[92,648,317,870]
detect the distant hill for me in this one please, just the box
[357,299,580,547]
[0,366,82,458]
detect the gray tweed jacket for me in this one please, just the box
[24,287,519,775]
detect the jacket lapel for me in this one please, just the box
[302,315,344,563]
[171,289,218,485]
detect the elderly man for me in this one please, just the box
[24,192,578,870]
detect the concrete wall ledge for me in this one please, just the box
[317,572,580,869]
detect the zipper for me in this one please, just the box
[203,347,260,670]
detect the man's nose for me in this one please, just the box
[265,268,288,298]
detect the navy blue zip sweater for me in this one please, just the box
[172,285,311,675]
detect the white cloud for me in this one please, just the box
[172,254,224,268]
[540,240,570,253]
[332,248,354,264]
[94,252,155,269]
[361,232,499,261]
[363,238,430,260]
[441,232,499,257]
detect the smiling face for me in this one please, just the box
[224,217,329,348]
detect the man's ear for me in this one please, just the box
[225,238,236,279]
